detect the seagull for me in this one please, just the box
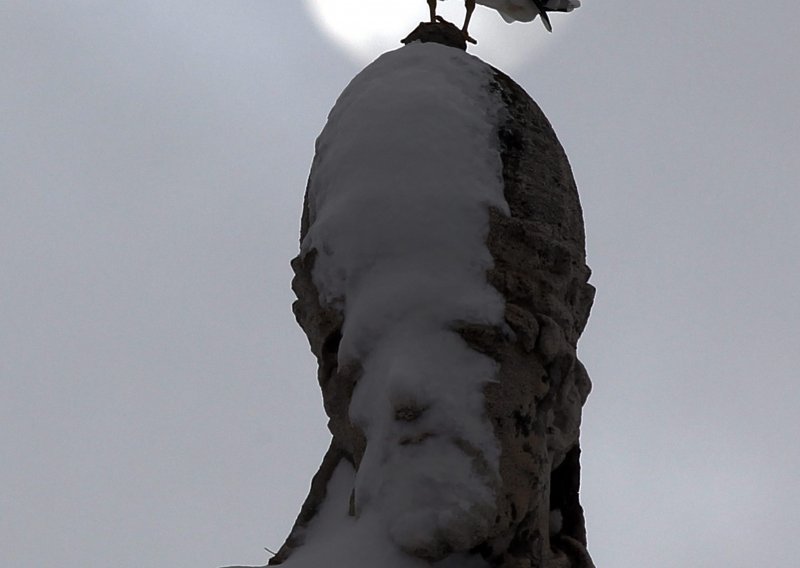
[427,0,581,43]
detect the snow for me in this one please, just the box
[290,41,509,565]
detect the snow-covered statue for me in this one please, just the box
[272,34,594,568]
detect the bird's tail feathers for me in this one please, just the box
[539,11,553,32]
[531,0,554,31]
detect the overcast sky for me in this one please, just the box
[2,1,798,567]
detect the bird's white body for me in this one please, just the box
[430,0,580,38]
[476,0,581,23]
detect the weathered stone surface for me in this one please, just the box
[272,42,594,568]
[469,68,595,568]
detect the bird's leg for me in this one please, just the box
[462,0,478,44]
[427,0,437,23]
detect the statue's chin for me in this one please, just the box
[389,501,495,560]
[356,438,499,560]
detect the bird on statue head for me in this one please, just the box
[426,0,581,44]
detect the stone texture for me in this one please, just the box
[271,41,594,568]
[467,68,596,568]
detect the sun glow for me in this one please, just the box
[303,0,567,70]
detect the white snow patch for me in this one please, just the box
[296,42,508,563]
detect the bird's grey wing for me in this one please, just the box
[543,0,581,12]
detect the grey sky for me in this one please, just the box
[1,1,798,567]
